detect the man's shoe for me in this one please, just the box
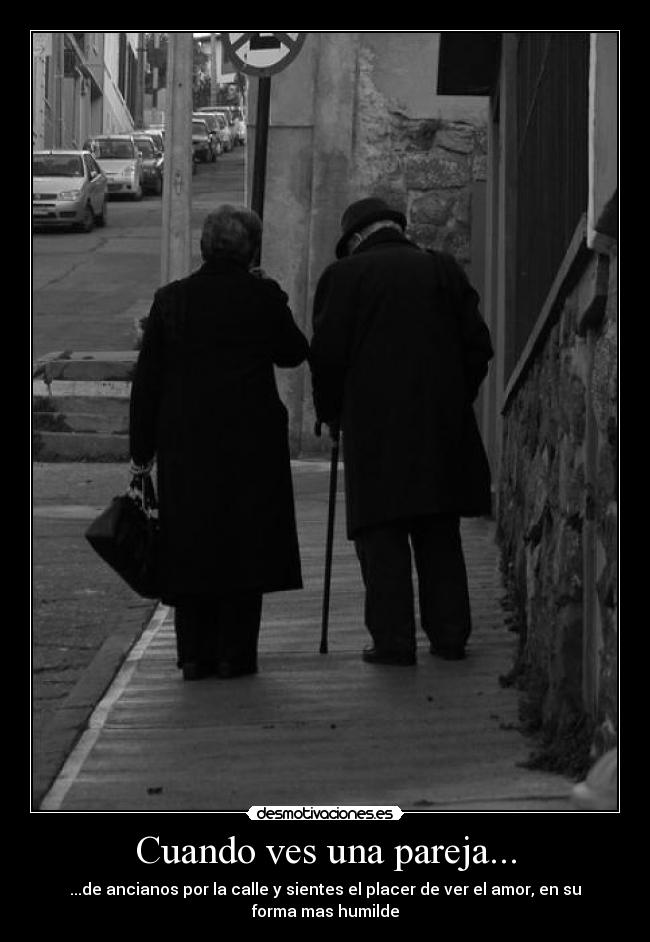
[362,646,416,666]
[429,643,466,661]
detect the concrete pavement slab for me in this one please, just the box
[38,465,575,812]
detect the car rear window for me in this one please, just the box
[192,122,208,134]
[85,139,135,159]
[194,114,216,130]
[33,155,84,177]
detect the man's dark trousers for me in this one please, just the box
[354,514,471,657]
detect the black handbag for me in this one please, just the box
[85,477,160,599]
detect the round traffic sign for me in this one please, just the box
[221,32,307,77]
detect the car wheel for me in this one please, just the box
[154,175,163,196]
[95,198,108,227]
[79,203,95,233]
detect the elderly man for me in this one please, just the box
[130,205,309,680]
[310,197,494,666]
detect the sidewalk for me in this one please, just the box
[39,461,575,812]
[33,462,158,807]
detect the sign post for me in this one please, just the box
[251,75,271,221]
[221,32,307,226]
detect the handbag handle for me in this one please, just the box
[141,472,157,514]
[128,467,158,515]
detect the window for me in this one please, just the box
[33,155,84,177]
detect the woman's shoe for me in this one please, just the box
[181,661,216,681]
[215,659,258,679]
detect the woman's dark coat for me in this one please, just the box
[129,257,309,604]
[310,229,494,539]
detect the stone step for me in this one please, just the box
[33,395,129,417]
[34,352,137,384]
[33,431,129,462]
[32,394,129,417]
[32,380,131,399]
[33,411,130,435]
[32,352,135,462]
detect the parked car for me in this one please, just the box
[143,128,165,153]
[199,105,241,125]
[32,150,108,231]
[197,108,235,153]
[82,135,143,200]
[193,113,221,160]
[191,119,212,163]
[133,134,164,195]
[141,125,198,175]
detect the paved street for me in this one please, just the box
[33,149,246,360]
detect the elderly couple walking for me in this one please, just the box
[129,199,493,681]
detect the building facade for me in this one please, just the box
[32,32,140,150]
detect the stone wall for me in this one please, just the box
[497,245,617,772]
[589,249,618,754]
[350,40,487,270]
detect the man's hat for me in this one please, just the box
[335,197,407,259]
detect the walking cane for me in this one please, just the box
[317,421,340,654]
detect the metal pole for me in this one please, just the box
[250,75,271,221]
[320,433,340,654]
[161,32,193,286]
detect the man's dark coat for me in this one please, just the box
[129,257,309,604]
[310,229,494,539]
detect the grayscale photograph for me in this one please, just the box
[32,31,619,815]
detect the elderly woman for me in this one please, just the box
[129,205,309,680]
